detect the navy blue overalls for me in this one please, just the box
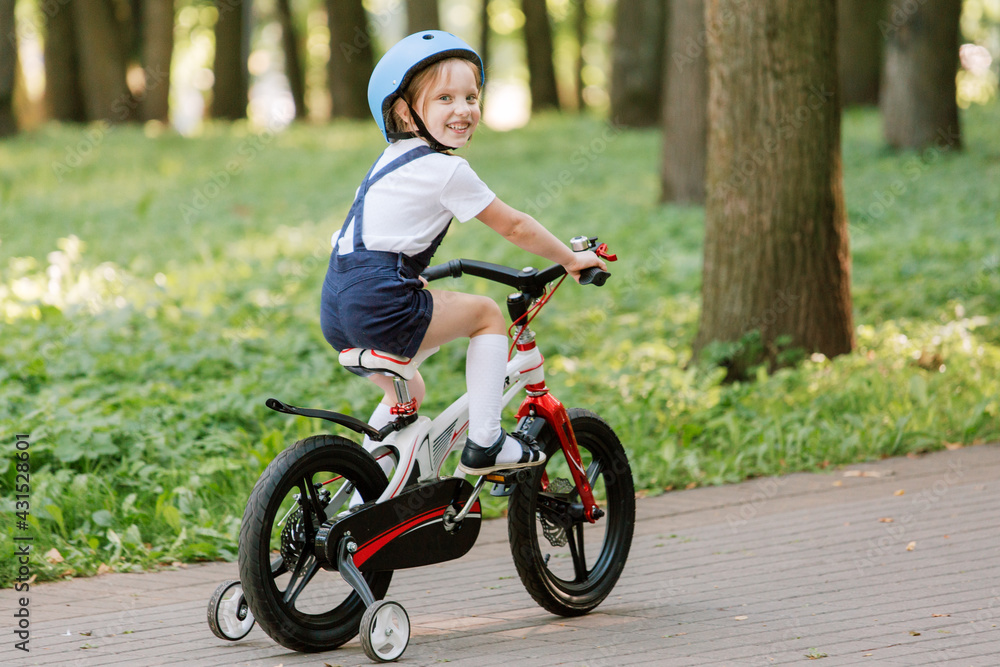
[320,144,449,359]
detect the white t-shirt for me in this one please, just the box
[333,138,496,257]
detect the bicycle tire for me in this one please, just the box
[507,409,635,616]
[238,434,392,652]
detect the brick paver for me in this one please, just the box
[3,444,999,666]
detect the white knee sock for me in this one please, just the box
[363,402,395,478]
[466,334,508,447]
[351,402,395,507]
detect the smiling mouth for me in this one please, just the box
[447,123,470,133]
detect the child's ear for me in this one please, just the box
[394,98,416,131]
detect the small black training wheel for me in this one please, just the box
[359,600,410,662]
[207,579,255,641]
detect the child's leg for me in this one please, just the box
[420,290,545,473]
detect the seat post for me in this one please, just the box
[392,377,412,409]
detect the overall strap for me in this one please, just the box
[345,144,436,252]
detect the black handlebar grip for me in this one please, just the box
[579,267,610,286]
[422,260,462,282]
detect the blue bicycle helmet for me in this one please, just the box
[368,31,485,149]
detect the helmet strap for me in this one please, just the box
[405,101,458,153]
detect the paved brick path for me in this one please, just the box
[4,444,999,666]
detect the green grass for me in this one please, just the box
[1,104,998,586]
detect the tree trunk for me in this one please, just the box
[276,0,307,119]
[837,0,886,107]
[609,0,666,127]
[695,0,854,371]
[574,0,587,110]
[142,0,174,122]
[72,0,135,122]
[212,0,249,120]
[660,0,706,204]
[521,0,560,111]
[880,0,962,150]
[0,0,17,137]
[407,0,440,32]
[327,0,374,120]
[45,0,87,122]
[480,0,491,74]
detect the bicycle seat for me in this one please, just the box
[338,348,418,381]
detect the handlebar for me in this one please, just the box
[421,237,613,296]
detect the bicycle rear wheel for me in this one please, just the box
[238,434,391,652]
[507,409,635,616]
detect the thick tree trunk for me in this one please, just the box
[212,0,249,119]
[45,0,87,122]
[695,0,854,370]
[522,0,560,111]
[609,0,666,127]
[142,0,174,122]
[838,0,886,107]
[72,0,135,122]
[276,0,307,119]
[574,0,587,110]
[407,0,440,32]
[880,0,962,150]
[660,0,706,204]
[0,0,17,137]
[327,0,374,120]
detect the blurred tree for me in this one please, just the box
[45,3,87,122]
[660,0,706,203]
[327,0,373,119]
[142,0,175,122]
[212,0,250,119]
[881,0,962,150]
[276,0,307,119]
[695,0,854,371]
[522,0,560,110]
[407,0,440,32]
[479,0,491,74]
[0,0,16,137]
[573,0,587,110]
[72,0,136,121]
[838,0,886,107]
[610,0,666,126]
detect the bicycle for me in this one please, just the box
[206,236,634,663]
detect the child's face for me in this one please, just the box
[407,59,481,148]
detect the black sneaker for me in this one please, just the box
[456,431,547,476]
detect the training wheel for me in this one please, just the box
[360,600,410,662]
[207,579,255,641]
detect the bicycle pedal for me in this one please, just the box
[490,482,515,497]
[483,469,531,486]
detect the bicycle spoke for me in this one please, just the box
[298,476,328,526]
[586,459,603,488]
[282,554,320,607]
[566,522,588,582]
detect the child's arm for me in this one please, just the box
[476,198,607,282]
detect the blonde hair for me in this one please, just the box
[387,58,482,136]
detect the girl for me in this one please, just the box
[321,31,606,476]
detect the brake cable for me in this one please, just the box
[507,274,567,360]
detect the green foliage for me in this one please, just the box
[2,104,999,586]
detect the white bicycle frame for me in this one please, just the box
[362,343,545,504]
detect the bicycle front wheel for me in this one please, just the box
[238,434,391,652]
[508,408,635,616]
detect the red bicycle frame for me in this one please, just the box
[516,386,601,523]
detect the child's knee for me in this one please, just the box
[474,296,504,328]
